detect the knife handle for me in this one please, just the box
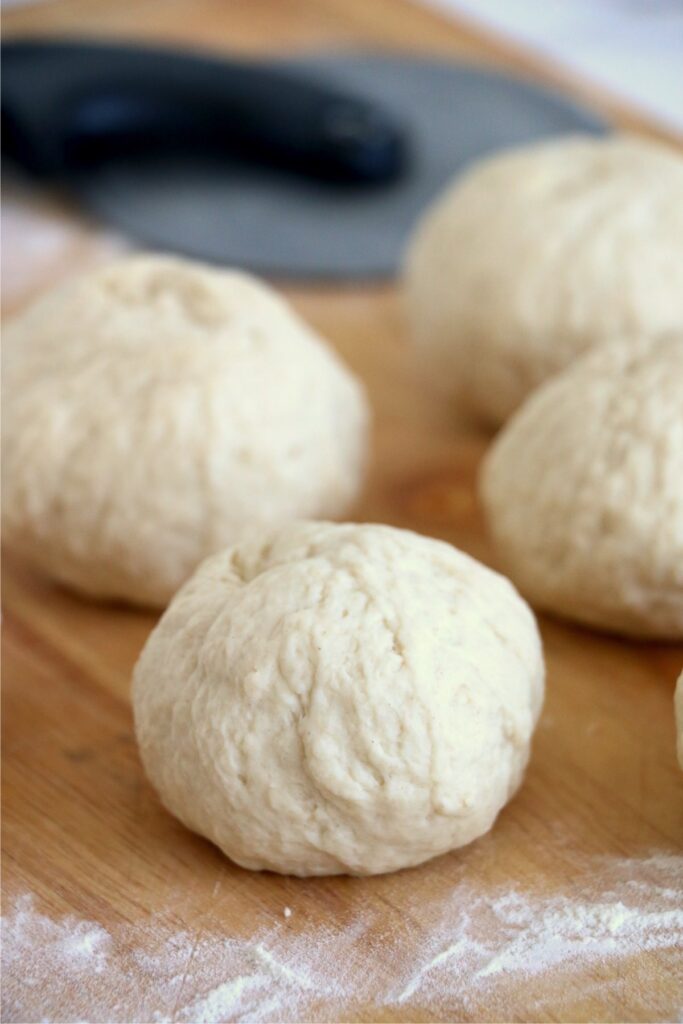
[1,38,406,184]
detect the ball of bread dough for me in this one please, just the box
[675,671,683,771]
[2,256,369,607]
[480,334,683,638]
[404,135,683,425]
[132,521,544,876]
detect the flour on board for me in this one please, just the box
[2,853,681,1023]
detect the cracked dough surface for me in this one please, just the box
[404,135,683,425]
[481,334,683,638]
[1,256,369,607]
[132,521,544,876]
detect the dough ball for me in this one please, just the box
[404,135,683,425]
[676,671,683,771]
[2,256,369,607]
[480,334,683,638]
[132,521,544,876]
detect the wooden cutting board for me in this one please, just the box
[2,2,682,1022]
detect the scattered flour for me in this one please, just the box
[1,893,111,979]
[2,853,681,1023]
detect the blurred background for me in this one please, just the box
[431,0,683,132]
[2,0,681,309]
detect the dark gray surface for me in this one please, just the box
[77,53,606,278]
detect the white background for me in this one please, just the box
[423,0,683,132]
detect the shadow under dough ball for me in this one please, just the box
[676,671,683,771]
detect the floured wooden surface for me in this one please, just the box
[3,240,682,1018]
[3,853,682,1022]
[2,1,682,1021]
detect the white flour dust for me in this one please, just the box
[2,853,682,1023]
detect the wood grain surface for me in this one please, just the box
[2,2,682,1022]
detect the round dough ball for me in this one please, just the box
[675,670,683,771]
[404,135,683,425]
[2,256,369,607]
[132,521,544,876]
[480,333,683,638]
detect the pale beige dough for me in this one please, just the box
[2,255,369,606]
[132,521,544,876]
[404,135,683,425]
[480,334,683,638]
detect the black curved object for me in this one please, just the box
[1,38,407,185]
[1,41,606,278]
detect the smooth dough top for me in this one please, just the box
[132,521,544,876]
[480,333,683,638]
[404,134,683,425]
[2,256,369,606]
